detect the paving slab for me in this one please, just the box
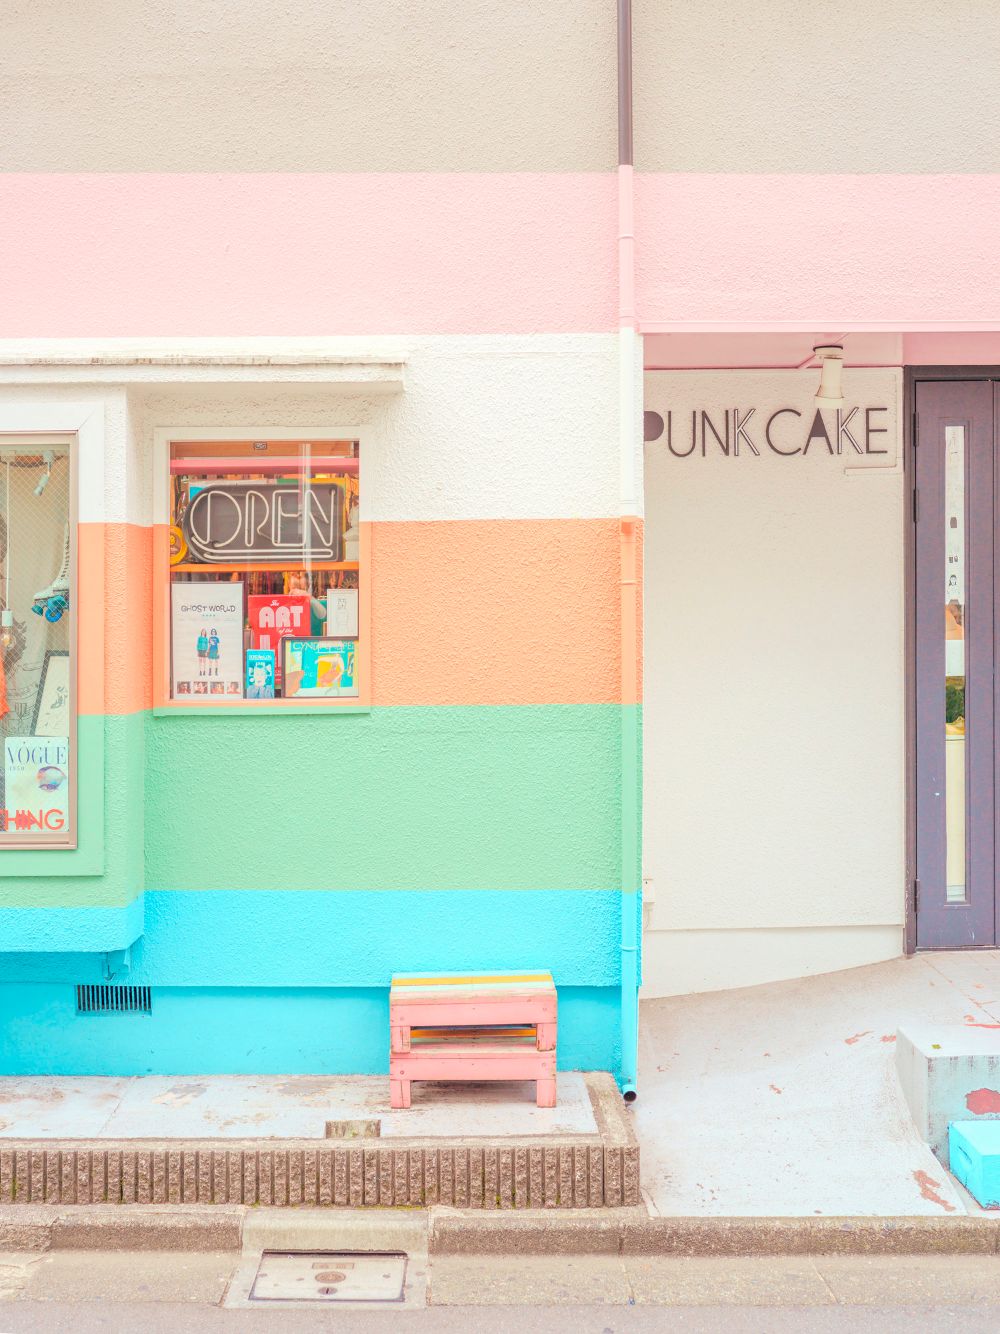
[0,1073,596,1140]
[16,1249,235,1304]
[0,1253,45,1301]
[0,1078,128,1139]
[428,1254,631,1306]
[814,1253,1000,1305]
[623,1256,833,1306]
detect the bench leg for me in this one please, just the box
[390,1078,411,1109]
[536,1076,556,1108]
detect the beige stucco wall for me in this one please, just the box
[642,369,906,997]
[633,0,1000,171]
[0,1,616,171]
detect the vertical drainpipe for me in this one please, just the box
[617,0,639,1101]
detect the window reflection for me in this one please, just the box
[944,425,966,904]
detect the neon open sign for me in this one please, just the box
[182,480,345,562]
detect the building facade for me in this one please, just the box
[1,2,998,1081]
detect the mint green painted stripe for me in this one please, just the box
[147,705,634,893]
[0,712,142,902]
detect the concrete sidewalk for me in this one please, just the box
[635,950,1000,1218]
[4,951,1000,1226]
[0,1072,596,1140]
[0,1073,638,1210]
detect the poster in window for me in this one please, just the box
[2,736,70,836]
[171,581,245,699]
[31,650,70,736]
[282,638,358,698]
[245,649,276,699]
[325,588,359,639]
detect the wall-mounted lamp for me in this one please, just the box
[813,345,844,409]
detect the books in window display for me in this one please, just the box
[282,638,358,698]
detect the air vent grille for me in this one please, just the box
[75,985,152,1015]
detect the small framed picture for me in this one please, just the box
[282,637,358,698]
[325,588,359,639]
[31,650,71,736]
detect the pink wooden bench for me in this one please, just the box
[389,971,557,1108]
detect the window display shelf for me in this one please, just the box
[171,560,359,573]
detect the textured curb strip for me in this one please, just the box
[0,1075,638,1212]
[3,1208,999,1257]
[630,1216,1000,1256]
[435,1214,1000,1257]
[0,1205,244,1253]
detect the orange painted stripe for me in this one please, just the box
[78,523,152,716]
[83,516,645,715]
[372,517,642,706]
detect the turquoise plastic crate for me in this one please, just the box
[949,1120,1000,1208]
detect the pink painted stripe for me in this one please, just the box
[636,175,1000,329]
[902,332,1000,364]
[0,174,616,336]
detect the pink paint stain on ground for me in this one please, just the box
[880,1035,897,1043]
[966,1088,1000,1114]
[912,1170,956,1213]
[769,1084,782,1095]
[844,1031,872,1045]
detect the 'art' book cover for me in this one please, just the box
[248,594,311,683]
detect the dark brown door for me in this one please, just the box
[914,379,996,947]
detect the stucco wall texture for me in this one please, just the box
[0,332,634,1075]
[0,1,617,172]
[632,1,1000,173]
[3,0,994,1071]
[643,370,905,996]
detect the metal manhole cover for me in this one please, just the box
[250,1251,407,1303]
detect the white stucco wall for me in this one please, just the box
[642,369,906,997]
[633,0,1000,171]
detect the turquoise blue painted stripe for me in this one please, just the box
[0,889,621,987]
[0,983,620,1078]
[0,897,143,954]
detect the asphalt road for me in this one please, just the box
[2,1249,1000,1331]
[0,1303,995,1332]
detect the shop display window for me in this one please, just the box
[0,438,75,844]
[166,439,362,706]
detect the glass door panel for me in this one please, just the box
[914,380,994,948]
[944,424,966,904]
